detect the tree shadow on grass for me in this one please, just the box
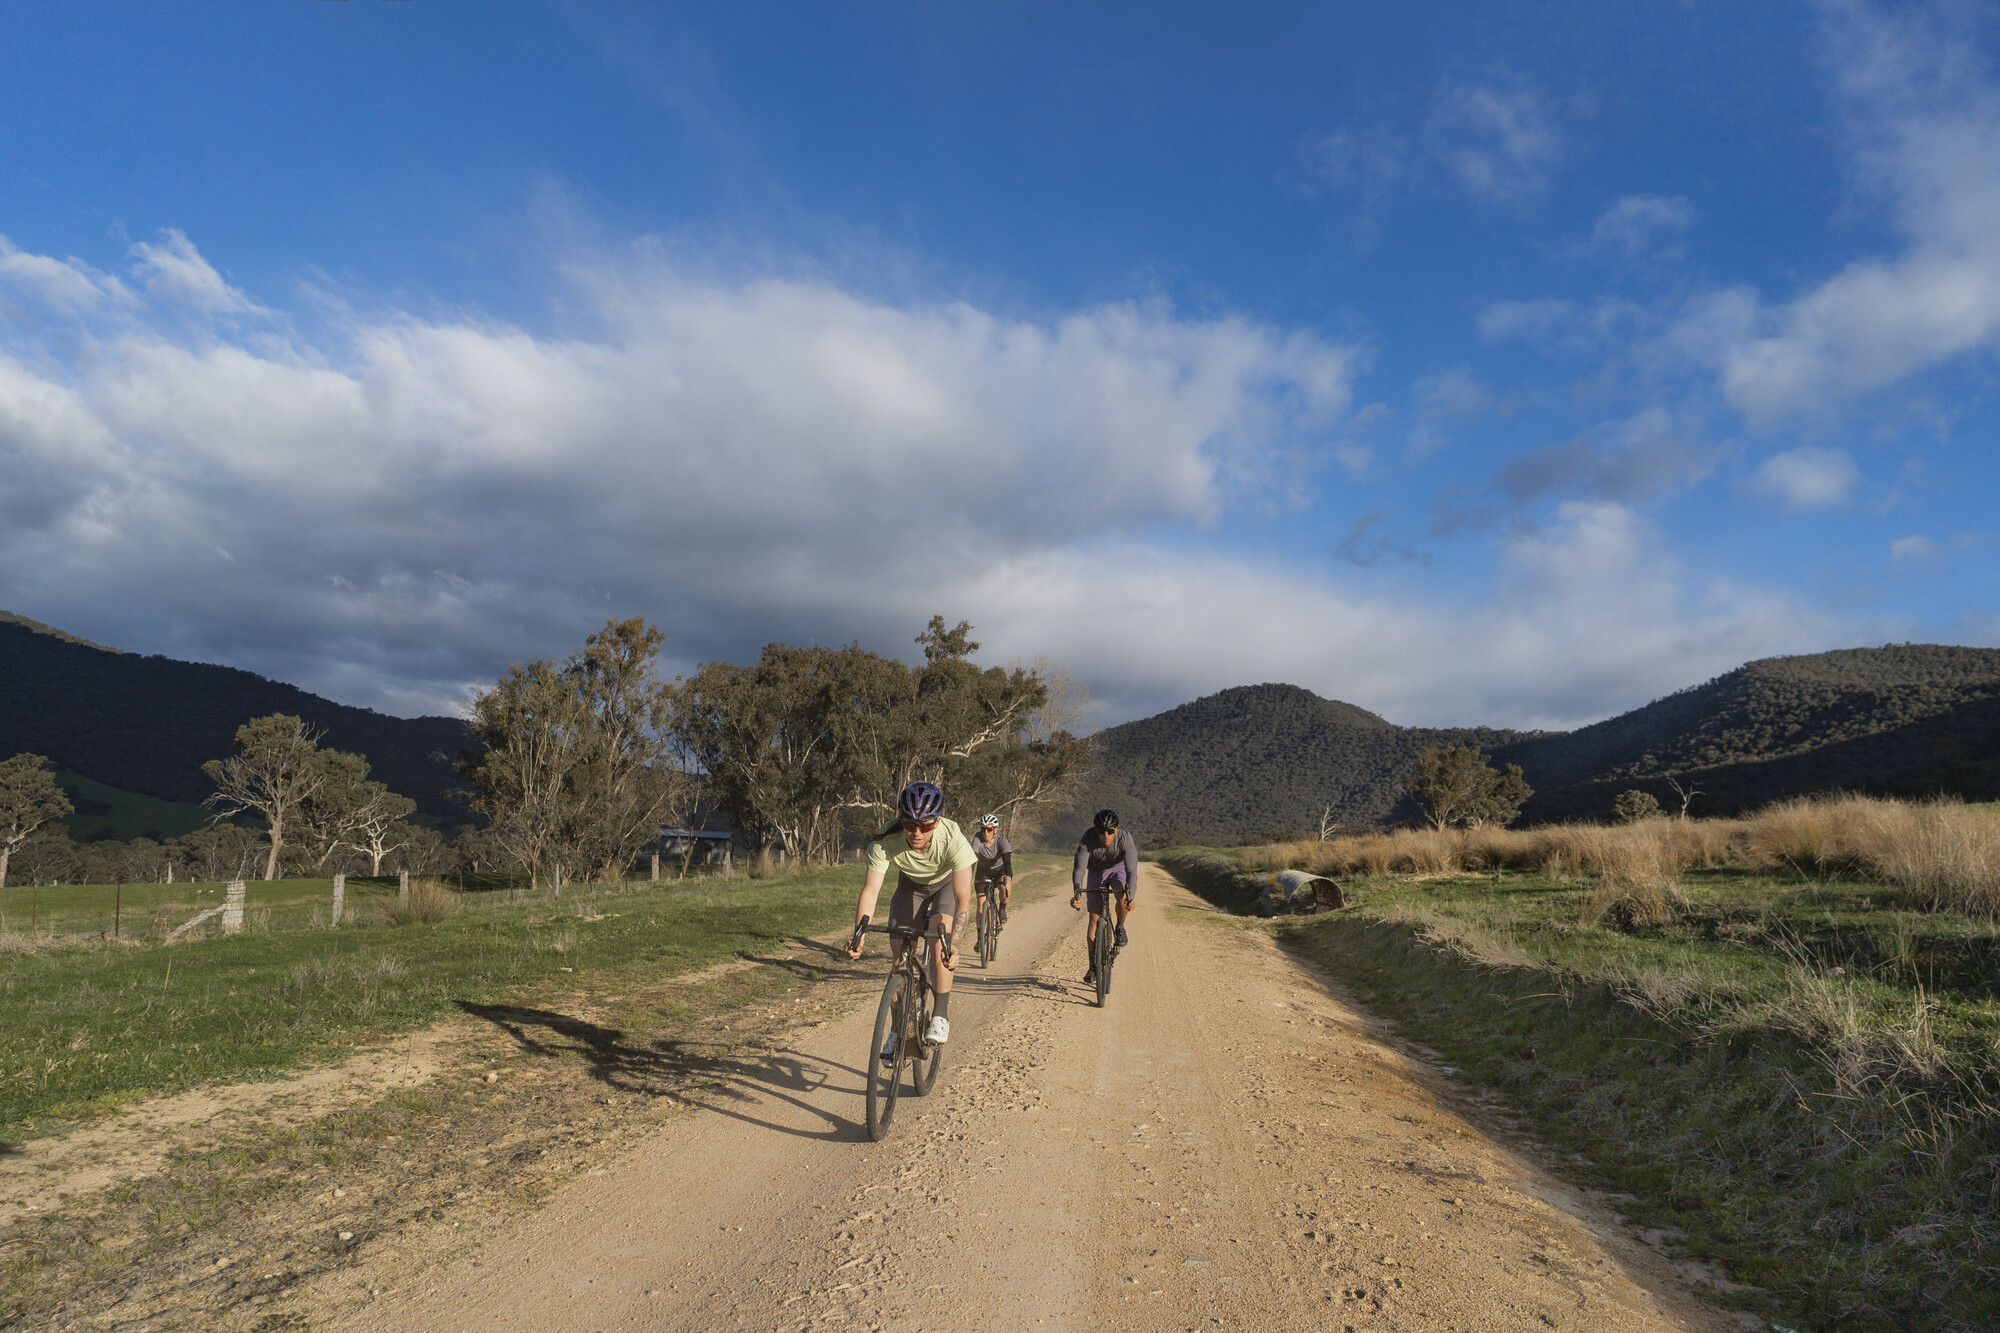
[457,1001,872,1143]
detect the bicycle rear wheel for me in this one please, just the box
[866,971,912,1141]
[911,979,944,1094]
[1094,917,1112,1007]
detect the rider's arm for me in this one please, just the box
[947,864,973,947]
[849,863,887,951]
[1072,840,1088,897]
[1120,830,1139,896]
[996,834,1013,881]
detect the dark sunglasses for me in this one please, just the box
[900,817,939,833]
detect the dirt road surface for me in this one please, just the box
[318,870,1745,1333]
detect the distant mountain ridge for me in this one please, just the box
[0,614,473,822]
[1058,646,2000,839]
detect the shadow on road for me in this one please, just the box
[458,1001,876,1142]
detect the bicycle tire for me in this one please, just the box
[866,971,911,1140]
[979,894,996,968]
[1094,916,1112,1007]
[912,976,943,1095]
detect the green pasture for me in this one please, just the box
[0,873,538,938]
[49,772,221,842]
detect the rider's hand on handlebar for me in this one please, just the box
[844,932,864,960]
[1070,893,1082,911]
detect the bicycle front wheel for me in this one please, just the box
[866,971,912,1141]
[1094,918,1112,1007]
[979,897,996,968]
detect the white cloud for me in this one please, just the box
[1674,2,2000,421]
[0,233,1363,711]
[971,502,1841,730]
[0,237,130,312]
[1588,195,1693,254]
[127,229,264,314]
[1749,446,1861,510]
[1425,84,1560,201]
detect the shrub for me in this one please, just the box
[1612,789,1662,824]
[380,878,461,926]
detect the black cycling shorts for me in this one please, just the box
[887,872,953,933]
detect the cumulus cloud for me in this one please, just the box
[0,232,1864,729]
[1672,2,2000,420]
[981,502,1843,730]
[1749,446,1861,510]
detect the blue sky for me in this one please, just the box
[3,0,1998,729]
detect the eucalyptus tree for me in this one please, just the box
[460,618,693,891]
[0,753,73,888]
[202,714,330,880]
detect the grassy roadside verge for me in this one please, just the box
[0,867,875,1141]
[1160,852,2000,1332]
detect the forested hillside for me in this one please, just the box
[1059,647,2000,839]
[0,613,473,821]
[1052,683,1528,840]
[1499,645,2000,822]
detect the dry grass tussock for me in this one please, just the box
[1261,820,1724,925]
[1751,795,2000,915]
[379,878,462,926]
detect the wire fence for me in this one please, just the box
[0,866,755,945]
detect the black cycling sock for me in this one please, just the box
[933,991,951,1021]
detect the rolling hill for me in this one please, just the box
[0,612,474,823]
[1058,646,2000,840]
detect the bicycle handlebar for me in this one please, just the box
[863,922,950,939]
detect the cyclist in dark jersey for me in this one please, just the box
[971,814,1013,924]
[1071,808,1138,985]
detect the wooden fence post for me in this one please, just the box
[332,873,345,927]
[398,869,410,907]
[222,881,246,934]
[650,852,660,884]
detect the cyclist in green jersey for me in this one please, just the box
[844,781,977,1051]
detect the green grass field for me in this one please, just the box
[1231,863,2000,1333]
[48,771,221,842]
[0,865,876,1142]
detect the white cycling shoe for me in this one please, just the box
[925,1015,950,1045]
[878,1034,899,1065]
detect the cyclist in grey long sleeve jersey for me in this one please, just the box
[971,814,1013,924]
[1070,808,1138,985]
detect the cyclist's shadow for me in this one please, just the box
[458,1001,880,1143]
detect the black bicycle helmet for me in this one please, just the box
[899,781,945,822]
[1093,808,1120,830]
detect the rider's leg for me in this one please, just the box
[1113,892,1131,945]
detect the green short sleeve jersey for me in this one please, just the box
[865,816,977,885]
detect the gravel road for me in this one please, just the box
[330,869,1746,1333]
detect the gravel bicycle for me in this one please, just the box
[861,916,949,1141]
[974,879,1002,967]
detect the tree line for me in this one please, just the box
[0,615,1091,889]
